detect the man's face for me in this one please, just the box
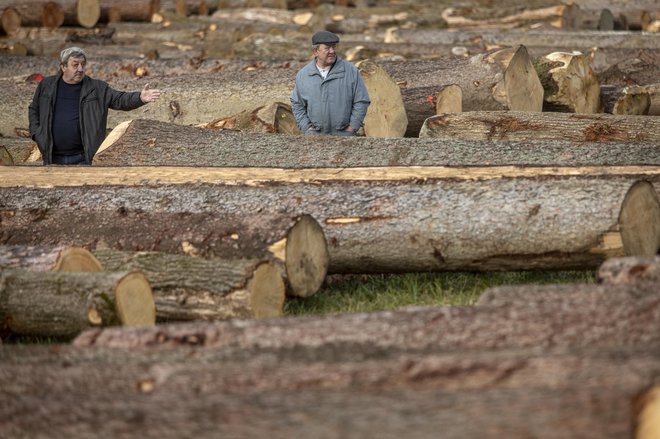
[314,43,337,69]
[61,56,86,84]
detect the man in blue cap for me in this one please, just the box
[291,30,370,136]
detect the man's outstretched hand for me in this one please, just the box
[140,83,162,103]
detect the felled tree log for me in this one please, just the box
[598,55,660,90]
[1,167,659,274]
[75,279,660,351]
[534,51,600,113]
[440,4,579,30]
[0,146,13,165]
[0,268,155,338]
[598,256,660,285]
[0,136,40,163]
[419,111,660,143]
[433,84,462,113]
[93,249,285,320]
[0,6,20,35]
[642,11,660,32]
[92,119,660,167]
[600,84,651,115]
[0,172,328,298]
[379,45,543,136]
[0,245,102,272]
[3,340,660,438]
[98,0,160,22]
[355,59,407,138]
[197,102,300,134]
[0,0,101,28]
[573,0,659,30]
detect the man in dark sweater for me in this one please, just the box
[28,47,161,165]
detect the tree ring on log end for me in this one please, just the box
[619,181,660,256]
[0,7,21,37]
[248,262,285,319]
[77,0,101,28]
[53,247,103,272]
[114,271,156,327]
[42,1,64,28]
[285,214,329,298]
[635,386,660,439]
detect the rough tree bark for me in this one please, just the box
[534,51,601,113]
[197,102,300,134]
[93,249,286,320]
[0,268,155,338]
[91,119,660,167]
[419,111,660,143]
[600,84,651,115]
[0,0,100,28]
[0,172,329,297]
[1,167,659,274]
[97,0,160,22]
[379,45,543,136]
[0,245,102,272]
[597,255,660,285]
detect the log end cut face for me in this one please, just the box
[0,146,14,166]
[619,181,660,257]
[114,271,156,327]
[285,214,329,298]
[54,247,103,272]
[635,386,660,439]
[77,0,101,28]
[248,262,286,319]
[499,45,543,112]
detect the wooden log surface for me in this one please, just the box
[378,45,544,136]
[74,279,660,350]
[90,119,660,168]
[1,167,659,274]
[0,244,102,272]
[0,145,13,165]
[93,249,286,320]
[419,111,660,143]
[600,84,651,115]
[0,268,155,338]
[2,341,660,438]
[0,136,39,163]
[597,255,660,285]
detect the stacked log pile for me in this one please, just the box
[1,0,660,436]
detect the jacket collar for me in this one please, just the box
[305,57,345,77]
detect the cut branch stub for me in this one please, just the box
[284,214,329,298]
[619,181,660,256]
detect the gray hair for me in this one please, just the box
[60,47,87,66]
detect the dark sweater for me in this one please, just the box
[52,79,83,156]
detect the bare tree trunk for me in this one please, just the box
[88,119,660,168]
[419,111,660,143]
[0,268,155,338]
[0,245,102,272]
[1,167,659,274]
[93,249,286,320]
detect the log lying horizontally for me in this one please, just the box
[0,244,102,272]
[600,84,651,115]
[0,268,155,338]
[2,342,659,438]
[1,167,659,274]
[379,45,544,136]
[93,249,286,321]
[419,111,660,143]
[92,119,660,167]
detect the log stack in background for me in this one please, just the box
[1,0,660,437]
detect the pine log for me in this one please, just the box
[75,279,660,351]
[0,5,20,35]
[389,29,660,50]
[0,245,102,272]
[534,51,601,113]
[419,111,660,143]
[93,249,285,320]
[1,167,659,274]
[0,268,155,338]
[600,84,651,115]
[379,45,543,136]
[597,256,660,285]
[92,119,660,167]
[98,0,160,22]
[197,101,300,134]
[0,173,329,297]
[355,58,407,138]
[2,340,660,438]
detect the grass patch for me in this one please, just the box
[284,270,596,316]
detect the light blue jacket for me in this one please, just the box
[291,57,370,135]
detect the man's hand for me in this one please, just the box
[140,83,161,103]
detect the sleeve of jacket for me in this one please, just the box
[349,71,370,131]
[105,83,146,111]
[28,81,42,140]
[291,78,313,133]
